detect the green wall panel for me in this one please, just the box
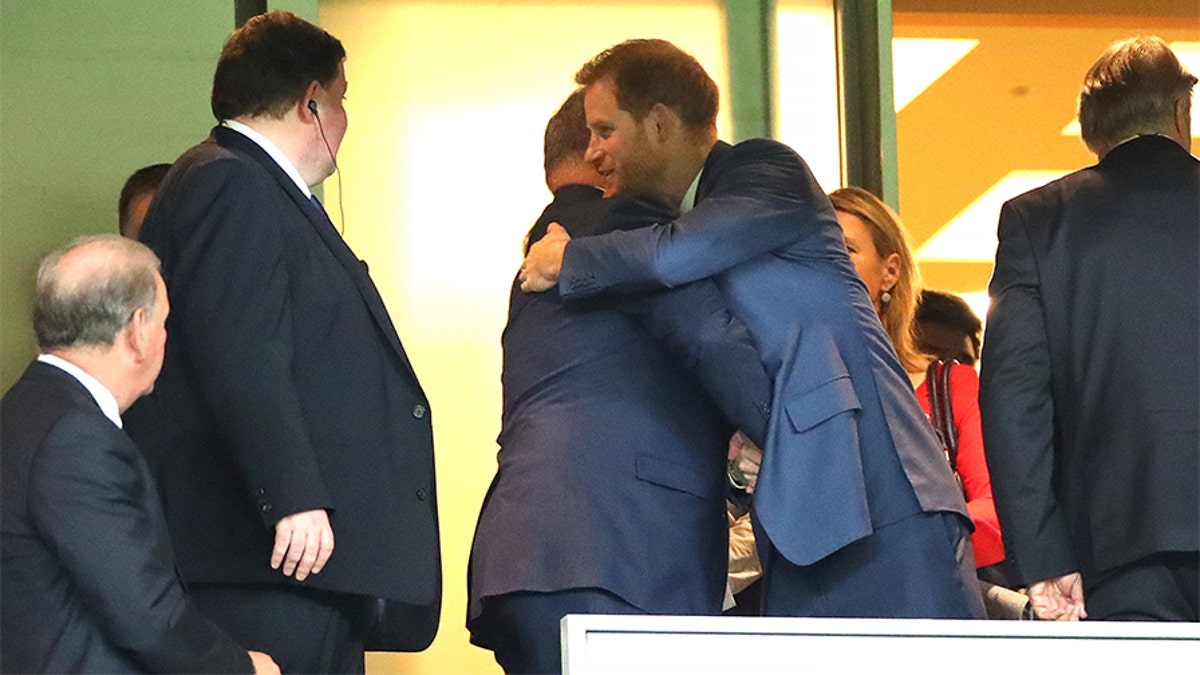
[0,1,233,390]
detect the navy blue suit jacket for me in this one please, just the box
[980,136,1199,586]
[1,362,251,673]
[468,186,769,643]
[559,139,968,566]
[126,127,440,647]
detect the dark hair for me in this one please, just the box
[1078,35,1196,155]
[575,39,718,129]
[211,11,345,121]
[544,88,590,175]
[118,163,171,235]
[34,235,161,351]
[915,289,982,354]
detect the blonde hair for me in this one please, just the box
[828,187,927,374]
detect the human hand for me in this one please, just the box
[1027,572,1087,620]
[727,431,763,493]
[271,508,334,581]
[520,222,570,292]
[249,651,280,675]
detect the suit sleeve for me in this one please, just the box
[623,282,772,447]
[979,200,1074,585]
[592,191,773,446]
[166,158,330,523]
[558,142,827,299]
[948,363,1005,568]
[29,416,253,673]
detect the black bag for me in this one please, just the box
[925,358,966,498]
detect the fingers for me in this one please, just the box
[270,525,291,571]
[520,224,568,293]
[728,431,746,459]
[249,651,281,675]
[271,510,335,581]
[282,527,307,578]
[519,271,558,293]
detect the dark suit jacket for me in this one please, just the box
[467,185,768,645]
[1,362,251,673]
[126,126,440,647]
[980,135,1199,587]
[559,139,969,567]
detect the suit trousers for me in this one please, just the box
[762,510,986,618]
[1085,551,1199,621]
[190,584,366,674]
[481,588,643,675]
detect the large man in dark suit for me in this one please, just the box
[1,235,276,674]
[469,90,771,675]
[980,36,1199,621]
[125,12,440,670]
[522,40,983,619]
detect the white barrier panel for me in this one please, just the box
[561,614,1200,674]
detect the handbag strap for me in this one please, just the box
[925,358,959,470]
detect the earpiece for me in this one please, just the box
[307,100,318,115]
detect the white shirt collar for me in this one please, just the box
[222,119,312,198]
[37,354,123,428]
[679,168,703,214]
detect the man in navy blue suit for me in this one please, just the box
[126,12,440,670]
[468,89,771,674]
[522,40,983,619]
[1,236,277,674]
[981,36,1198,621]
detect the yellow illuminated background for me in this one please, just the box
[321,2,734,672]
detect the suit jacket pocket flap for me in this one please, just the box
[783,375,861,433]
[635,455,709,498]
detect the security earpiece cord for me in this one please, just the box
[312,105,346,236]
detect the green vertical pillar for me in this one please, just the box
[836,0,898,209]
[725,0,776,142]
[235,0,267,27]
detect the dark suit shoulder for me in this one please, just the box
[527,185,606,248]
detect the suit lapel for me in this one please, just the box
[211,127,420,383]
[695,140,733,205]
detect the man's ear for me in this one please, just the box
[300,80,322,120]
[124,308,150,361]
[646,103,679,142]
[1174,97,1192,146]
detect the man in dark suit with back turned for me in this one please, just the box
[468,89,772,675]
[522,39,983,619]
[1,235,277,674]
[125,12,440,670]
[980,36,1198,621]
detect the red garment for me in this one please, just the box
[915,363,1006,568]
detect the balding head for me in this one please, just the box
[34,235,162,352]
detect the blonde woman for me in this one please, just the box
[828,187,1005,573]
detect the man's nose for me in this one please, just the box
[584,140,602,165]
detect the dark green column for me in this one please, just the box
[725,0,776,141]
[235,0,266,27]
[835,0,898,208]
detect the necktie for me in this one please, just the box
[309,194,327,216]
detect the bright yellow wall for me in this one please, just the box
[320,2,729,672]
